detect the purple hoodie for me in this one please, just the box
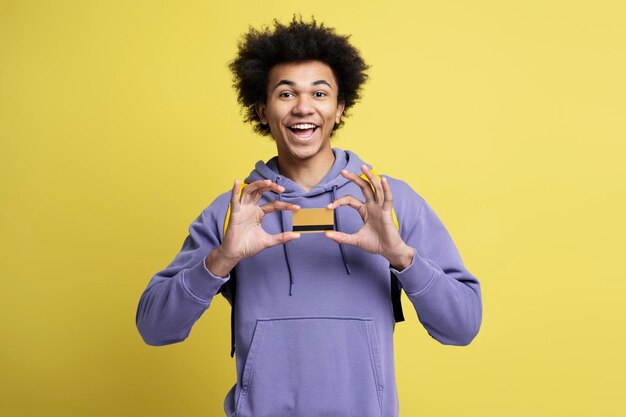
[136,148,482,417]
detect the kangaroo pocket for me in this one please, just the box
[236,316,384,417]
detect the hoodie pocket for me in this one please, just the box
[236,316,384,417]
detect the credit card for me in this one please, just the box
[292,208,335,233]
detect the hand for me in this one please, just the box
[207,179,301,277]
[324,165,414,270]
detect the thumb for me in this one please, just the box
[266,232,301,248]
[324,231,357,246]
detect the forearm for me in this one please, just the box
[136,259,230,346]
[392,252,482,346]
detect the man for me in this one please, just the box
[136,16,482,417]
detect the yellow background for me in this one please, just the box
[2,0,625,415]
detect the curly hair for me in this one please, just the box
[228,15,369,136]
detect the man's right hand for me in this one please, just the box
[205,179,301,277]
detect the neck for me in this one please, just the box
[277,147,335,193]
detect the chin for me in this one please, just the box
[287,146,320,161]
[283,136,323,156]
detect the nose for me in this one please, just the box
[291,95,314,115]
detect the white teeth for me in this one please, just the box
[290,123,317,129]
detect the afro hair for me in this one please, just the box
[228,15,369,136]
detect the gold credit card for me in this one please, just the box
[292,208,335,233]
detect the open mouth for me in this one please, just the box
[288,123,318,139]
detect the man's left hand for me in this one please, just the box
[325,164,415,270]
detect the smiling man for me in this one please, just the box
[136,16,483,417]
[257,61,345,190]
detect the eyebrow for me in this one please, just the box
[273,79,332,90]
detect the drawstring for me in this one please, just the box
[276,179,351,295]
[332,185,351,275]
[277,177,295,295]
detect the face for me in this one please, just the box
[256,60,345,163]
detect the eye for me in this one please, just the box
[279,91,294,99]
[314,91,327,98]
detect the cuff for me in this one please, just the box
[181,259,231,303]
[390,249,439,295]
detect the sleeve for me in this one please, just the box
[388,178,483,346]
[135,192,232,346]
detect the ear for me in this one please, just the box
[335,100,346,124]
[256,103,268,125]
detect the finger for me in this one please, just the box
[361,165,384,204]
[261,200,301,214]
[381,176,394,211]
[324,230,358,246]
[265,231,301,248]
[229,179,241,209]
[326,195,366,221]
[239,179,268,204]
[341,169,376,203]
[242,180,284,205]
[248,178,285,194]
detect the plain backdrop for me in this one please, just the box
[1,0,625,416]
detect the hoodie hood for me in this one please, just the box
[244,148,372,197]
[243,148,370,295]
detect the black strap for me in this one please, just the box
[391,271,405,323]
